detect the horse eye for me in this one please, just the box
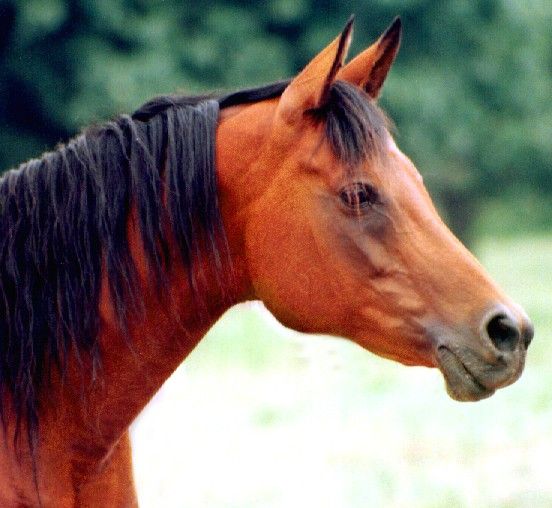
[339,182,379,210]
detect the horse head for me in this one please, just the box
[217,18,533,401]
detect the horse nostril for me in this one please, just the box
[521,321,534,349]
[485,313,521,352]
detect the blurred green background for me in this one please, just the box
[3,0,552,242]
[0,1,551,507]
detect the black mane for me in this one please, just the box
[0,78,387,445]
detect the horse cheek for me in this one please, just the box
[245,208,339,334]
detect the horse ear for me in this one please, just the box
[278,16,354,121]
[338,17,401,99]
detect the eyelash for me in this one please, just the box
[339,182,379,210]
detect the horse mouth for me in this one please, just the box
[435,346,496,402]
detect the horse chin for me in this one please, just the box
[435,346,497,402]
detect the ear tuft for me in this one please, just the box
[338,17,402,99]
[318,15,355,107]
[278,16,355,121]
[364,17,401,98]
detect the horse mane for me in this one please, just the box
[0,78,387,444]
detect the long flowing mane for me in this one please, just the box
[0,78,388,444]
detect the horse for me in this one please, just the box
[0,16,533,507]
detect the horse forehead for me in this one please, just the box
[386,136,423,183]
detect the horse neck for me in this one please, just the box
[56,101,272,451]
[0,101,276,502]
[216,98,280,217]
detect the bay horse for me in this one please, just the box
[0,17,533,507]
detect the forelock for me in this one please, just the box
[317,80,390,167]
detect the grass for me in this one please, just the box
[131,235,552,508]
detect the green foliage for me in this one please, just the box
[0,0,551,238]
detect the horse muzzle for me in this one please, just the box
[433,304,534,402]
